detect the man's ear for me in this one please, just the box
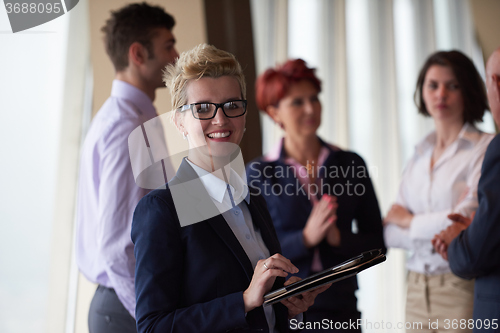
[129,42,148,67]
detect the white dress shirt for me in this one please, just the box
[186,159,278,333]
[76,80,168,317]
[384,123,493,275]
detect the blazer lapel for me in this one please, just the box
[169,160,220,227]
[174,158,255,281]
[246,190,288,330]
[247,191,282,255]
[207,215,254,281]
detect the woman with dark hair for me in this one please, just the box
[384,50,494,332]
[247,59,386,332]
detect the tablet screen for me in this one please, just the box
[264,249,385,305]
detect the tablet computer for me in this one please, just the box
[263,249,386,306]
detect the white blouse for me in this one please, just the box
[384,123,494,275]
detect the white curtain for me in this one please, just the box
[48,1,92,332]
[0,0,91,332]
[250,0,494,330]
[251,0,289,154]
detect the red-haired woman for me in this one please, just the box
[246,59,386,332]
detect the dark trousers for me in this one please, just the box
[88,285,137,333]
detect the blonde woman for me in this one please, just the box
[132,44,328,333]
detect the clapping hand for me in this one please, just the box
[303,195,338,248]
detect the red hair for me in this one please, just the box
[255,59,322,113]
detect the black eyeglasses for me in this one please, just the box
[177,99,247,120]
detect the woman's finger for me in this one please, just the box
[271,253,292,262]
[264,258,298,274]
[263,255,299,274]
[270,253,295,268]
[310,283,331,295]
[281,299,303,318]
[286,296,304,307]
[284,276,301,286]
[262,268,288,279]
[324,202,338,216]
[283,297,306,310]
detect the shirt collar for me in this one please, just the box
[458,122,483,144]
[110,79,157,119]
[263,136,340,163]
[185,158,250,205]
[415,123,482,155]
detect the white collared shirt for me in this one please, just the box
[384,123,494,275]
[186,159,277,332]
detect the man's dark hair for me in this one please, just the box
[102,2,175,71]
[414,50,489,124]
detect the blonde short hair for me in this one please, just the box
[163,44,246,112]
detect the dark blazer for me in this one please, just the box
[449,134,500,331]
[132,158,289,333]
[246,138,386,314]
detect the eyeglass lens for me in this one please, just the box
[193,101,246,119]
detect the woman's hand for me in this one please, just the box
[281,277,332,319]
[303,195,338,248]
[243,254,299,313]
[326,220,341,247]
[383,204,413,228]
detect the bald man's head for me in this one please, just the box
[486,48,500,127]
